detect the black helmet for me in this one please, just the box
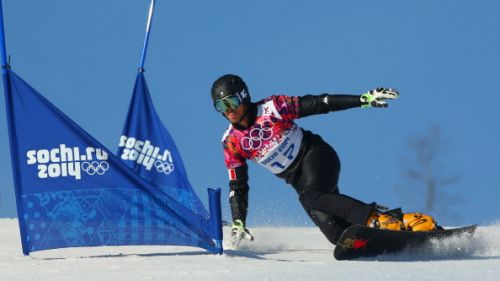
[211,74,251,107]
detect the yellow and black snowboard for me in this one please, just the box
[334,224,477,260]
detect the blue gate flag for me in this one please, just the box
[3,69,223,255]
[117,72,209,217]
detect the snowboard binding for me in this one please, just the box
[368,207,440,232]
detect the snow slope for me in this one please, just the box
[0,219,499,281]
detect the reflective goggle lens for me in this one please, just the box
[214,95,242,113]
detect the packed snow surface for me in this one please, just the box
[0,219,499,281]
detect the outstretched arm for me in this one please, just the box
[228,165,254,244]
[228,165,249,224]
[298,88,399,118]
[223,137,253,246]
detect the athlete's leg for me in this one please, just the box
[297,140,375,226]
[299,196,350,244]
[302,190,374,226]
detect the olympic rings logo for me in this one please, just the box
[154,160,175,174]
[241,120,274,150]
[81,161,109,176]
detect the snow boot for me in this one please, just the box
[367,211,404,231]
[403,213,437,231]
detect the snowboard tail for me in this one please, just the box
[334,224,477,260]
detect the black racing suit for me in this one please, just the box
[228,94,376,244]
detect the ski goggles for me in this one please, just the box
[214,95,242,113]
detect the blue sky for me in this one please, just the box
[0,0,498,226]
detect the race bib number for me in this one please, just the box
[257,126,303,174]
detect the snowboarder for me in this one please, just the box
[211,74,437,247]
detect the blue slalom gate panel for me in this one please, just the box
[117,72,209,218]
[3,70,223,255]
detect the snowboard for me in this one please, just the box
[334,224,477,260]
